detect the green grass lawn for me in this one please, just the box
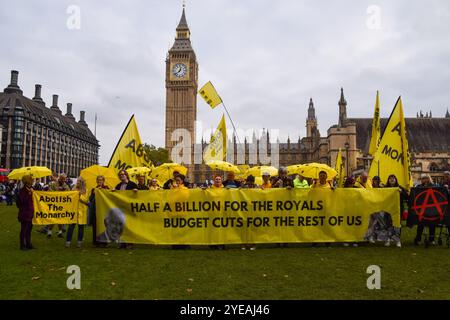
[1,202,450,300]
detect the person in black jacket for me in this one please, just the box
[115,170,138,191]
[414,174,438,246]
[113,170,137,249]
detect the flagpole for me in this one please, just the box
[221,102,241,145]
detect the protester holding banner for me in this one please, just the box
[17,175,34,250]
[115,170,138,191]
[172,175,188,190]
[381,174,406,247]
[149,179,160,191]
[223,171,241,189]
[260,172,272,189]
[211,175,224,189]
[344,176,356,188]
[372,176,382,188]
[293,174,309,189]
[163,171,189,190]
[241,175,258,251]
[242,175,258,189]
[414,174,438,245]
[113,170,137,249]
[89,175,110,247]
[355,172,373,189]
[272,167,293,189]
[136,174,149,190]
[46,173,70,238]
[65,177,88,248]
[312,171,333,189]
[343,176,358,247]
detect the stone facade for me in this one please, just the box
[0,70,99,177]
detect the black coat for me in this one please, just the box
[115,181,138,190]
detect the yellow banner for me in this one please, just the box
[95,188,400,245]
[335,148,345,188]
[203,115,227,162]
[199,81,223,109]
[369,97,412,191]
[108,115,152,174]
[32,191,79,225]
[369,91,381,156]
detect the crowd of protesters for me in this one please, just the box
[8,168,450,251]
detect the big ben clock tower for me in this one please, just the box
[165,6,198,179]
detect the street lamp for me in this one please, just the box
[344,142,350,177]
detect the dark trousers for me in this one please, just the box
[6,195,13,205]
[416,223,436,241]
[20,221,33,249]
[92,209,99,245]
[67,224,85,242]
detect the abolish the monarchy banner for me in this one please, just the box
[95,188,400,245]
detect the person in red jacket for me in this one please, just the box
[17,175,35,250]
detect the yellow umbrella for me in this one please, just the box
[296,163,337,180]
[8,166,52,180]
[247,166,278,177]
[126,167,152,179]
[150,163,187,184]
[80,165,120,192]
[206,160,240,174]
[235,165,250,180]
[287,164,304,176]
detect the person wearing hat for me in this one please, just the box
[293,174,309,189]
[261,172,272,189]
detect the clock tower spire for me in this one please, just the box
[165,5,198,180]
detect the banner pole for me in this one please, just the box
[221,102,241,145]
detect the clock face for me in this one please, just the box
[172,63,187,78]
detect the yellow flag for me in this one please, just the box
[335,149,345,188]
[368,91,381,156]
[199,81,223,109]
[108,115,153,174]
[368,97,412,191]
[203,115,227,162]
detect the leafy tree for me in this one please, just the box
[143,144,171,166]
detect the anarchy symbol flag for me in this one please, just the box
[407,187,449,227]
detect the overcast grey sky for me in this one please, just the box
[1,0,449,165]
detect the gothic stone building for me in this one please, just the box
[165,8,450,184]
[0,70,99,177]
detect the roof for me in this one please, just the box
[176,8,189,31]
[0,92,98,145]
[348,117,450,153]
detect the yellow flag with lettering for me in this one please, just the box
[368,91,381,156]
[335,149,345,188]
[32,191,80,225]
[203,115,227,162]
[368,97,411,191]
[199,81,223,109]
[108,115,152,174]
